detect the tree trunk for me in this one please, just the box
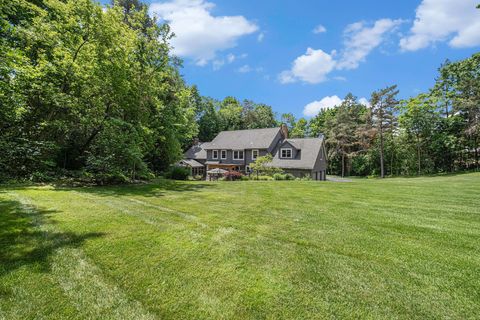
[417,136,421,175]
[379,128,385,178]
[475,135,479,170]
[341,152,345,178]
[390,142,394,177]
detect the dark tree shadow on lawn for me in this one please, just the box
[0,198,104,280]
[52,178,216,198]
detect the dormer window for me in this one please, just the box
[212,150,219,159]
[280,148,292,159]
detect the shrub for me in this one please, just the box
[30,171,56,183]
[273,173,286,180]
[285,173,295,180]
[223,171,243,181]
[165,166,190,180]
[92,172,129,185]
[273,173,296,181]
[240,175,250,181]
[251,175,274,181]
[299,174,312,181]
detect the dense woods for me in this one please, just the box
[1,0,479,183]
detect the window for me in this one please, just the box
[252,149,259,160]
[221,150,227,159]
[212,150,219,159]
[233,150,244,160]
[245,165,251,173]
[281,148,292,158]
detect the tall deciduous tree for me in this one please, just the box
[399,94,439,175]
[290,118,308,138]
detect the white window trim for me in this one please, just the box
[233,150,244,160]
[212,150,219,159]
[220,150,227,159]
[252,149,259,160]
[281,148,292,159]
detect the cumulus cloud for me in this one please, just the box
[280,19,402,84]
[149,0,258,65]
[337,19,404,70]
[400,0,480,51]
[303,96,343,117]
[278,48,336,84]
[358,97,371,107]
[303,96,371,117]
[313,24,327,34]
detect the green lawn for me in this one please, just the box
[1,174,479,319]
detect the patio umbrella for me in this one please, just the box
[207,168,228,175]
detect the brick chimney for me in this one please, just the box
[280,123,289,139]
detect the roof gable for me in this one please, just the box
[270,137,324,170]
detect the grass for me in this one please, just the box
[1,173,479,319]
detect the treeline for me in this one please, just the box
[284,54,480,177]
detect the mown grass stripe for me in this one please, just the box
[6,193,156,320]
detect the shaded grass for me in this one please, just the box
[1,173,479,319]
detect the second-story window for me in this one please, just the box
[281,148,292,158]
[221,150,227,159]
[212,150,219,159]
[233,150,244,160]
[252,149,259,160]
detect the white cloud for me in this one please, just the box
[149,0,258,65]
[280,19,402,84]
[237,64,252,73]
[337,19,404,70]
[257,32,265,42]
[313,24,327,34]
[400,0,480,51]
[303,96,343,117]
[278,48,336,84]
[212,53,236,70]
[226,53,236,63]
[358,97,371,107]
[212,59,225,70]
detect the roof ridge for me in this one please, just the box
[218,127,279,133]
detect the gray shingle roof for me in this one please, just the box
[184,142,207,159]
[179,159,204,168]
[269,138,324,170]
[203,127,280,150]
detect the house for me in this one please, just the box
[183,125,327,180]
[179,141,207,177]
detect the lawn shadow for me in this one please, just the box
[0,198,104,278]
[52,178,216,198]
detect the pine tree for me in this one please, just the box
[370,85,399,178]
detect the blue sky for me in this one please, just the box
[118,0,479,118]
